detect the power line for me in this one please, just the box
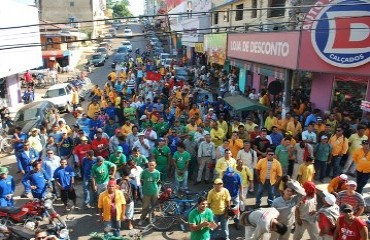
[0,2,369,30]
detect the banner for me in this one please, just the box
[146,71,161,81]
[195,43,204,53]
[204,33,227,65]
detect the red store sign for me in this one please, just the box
[227,32,300,69]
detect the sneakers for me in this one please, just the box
[72,205,80,211]
[84,203,92,210]
[138,220,144,226]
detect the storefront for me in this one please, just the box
[298,0,370,114]
[227,32,300,94]
[42,50,70,70]
[194,43,206,66]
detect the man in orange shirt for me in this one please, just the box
[189,103,201,119]
[229,131,243,158]
[327,174,348,197]
[328,126,349,178]
[255,149,283,207]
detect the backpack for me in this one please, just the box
[120,179,132,204]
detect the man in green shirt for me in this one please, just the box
[92,156,117,195]
[173,142,190,192]
[138,160,160,226]
[108,146,126,178]
[189,196,216,240]
[130,148,148,168]
[151,138,171,180]
[153,117,169,137]
[123,104,137,122]
[275,138,292,175]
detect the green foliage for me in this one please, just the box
[107,0,133,18]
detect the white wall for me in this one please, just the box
[0,0,42,78]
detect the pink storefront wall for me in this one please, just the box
[310,73,335,111]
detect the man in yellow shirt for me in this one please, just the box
[344,124,368,175]
[297,157,315,184]
[71,87,79,110]
[98,180,126,237]
[286,115,302,138]
[328,126,349,177]
[87,100,101,119]
[264,111,278,132]
[207,178,231,240]
[215,149,236,178]
[107,70,117,83]
[121,120,134,137]
[255,149,283,207]
[210,121,225,147]
[327,174,348,197]
[352,140,370,194]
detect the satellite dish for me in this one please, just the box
[268,81,283,95]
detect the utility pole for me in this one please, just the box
[166,14,173,56]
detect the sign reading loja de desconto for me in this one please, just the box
[227,32,300,69]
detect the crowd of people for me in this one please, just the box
[2,50,370,240]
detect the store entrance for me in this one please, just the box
[332,78,367,118]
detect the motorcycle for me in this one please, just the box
[2,222,69,240]
[0,192,66,228]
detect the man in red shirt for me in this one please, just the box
[73,136,93,166]
[91,129,109,159]
[334,204,368,240]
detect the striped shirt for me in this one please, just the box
[336,191,365,213]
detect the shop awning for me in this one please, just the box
[42,50,70,58]
[223,95,269,111]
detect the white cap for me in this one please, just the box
[323,192,336,205]
[339,174,348,181]
[140,115,147,120]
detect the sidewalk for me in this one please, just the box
[8,43,98,118]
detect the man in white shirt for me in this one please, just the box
[142,125,157,149]
[237,141,258,170]
[301,123,317,147]
[240,207,288,240]
[132,133,150,158]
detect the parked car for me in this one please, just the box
[121,40,132,51]
[111,53,128,68]
[11,101,56,134]
[109,28,117,37]
[41,83,74,112]
[99,41,112,50]
[117,46,129,55]
[123,28,133,37]
[95,47,109,59]
[88,53,105,67]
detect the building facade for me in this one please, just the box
[39,0,106,38]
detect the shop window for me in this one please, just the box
[332,80,367,118]
[214,12,219,25]
[70,1,74,7]
[223,9,230,22]
[268,0,286,18]
[251,0,257,18]
[235,4,243,21]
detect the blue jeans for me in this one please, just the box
[256,181,275,207]
[356,171,370,194]
[104,219,121,237]
[331,156,342,177]
[211,214,229,239]
[175,170,188,192]
[315,160,328,181]
[83,179,95,205]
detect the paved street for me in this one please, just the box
[2,22,370,240]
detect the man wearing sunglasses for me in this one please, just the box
[255,149,283,208]
[32,229,59,240]
[333,204,368,240]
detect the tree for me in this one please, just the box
[110,0,133,18]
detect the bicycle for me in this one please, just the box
[148,190,208,231]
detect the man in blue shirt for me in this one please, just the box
[222,167,242,230]
[12,127,28,172]
[0,167,15,207]
[304,109,321,127]
[57,130,74,164]
[104,118,119,138]
[18,141,39,174]
[89,113,104,140]
[269,126,284,148]
[54,159,78,212]
[82,150,97,209]
[104,102,117,120]
[22,161,50,199]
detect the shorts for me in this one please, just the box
[60,188,77,203]
[125,201,134,219]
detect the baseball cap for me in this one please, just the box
[108,180,116,186]
[321,135,328,140]
[81,136,88,141]
[339,174,348,181]
[140,115,147,120]
[323,192,336,206]
[0,167,8,175]
[31,128,38,132]
[158,138,165,142]
[225,167,234,176]
[116,146,123,152]
[208,108,214,111]
[138,133,145,137]
[96,156,104,162]
[345,180,357,187]
[317,117,323,121]
[341,203,353,213]
[214,178,223,185]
